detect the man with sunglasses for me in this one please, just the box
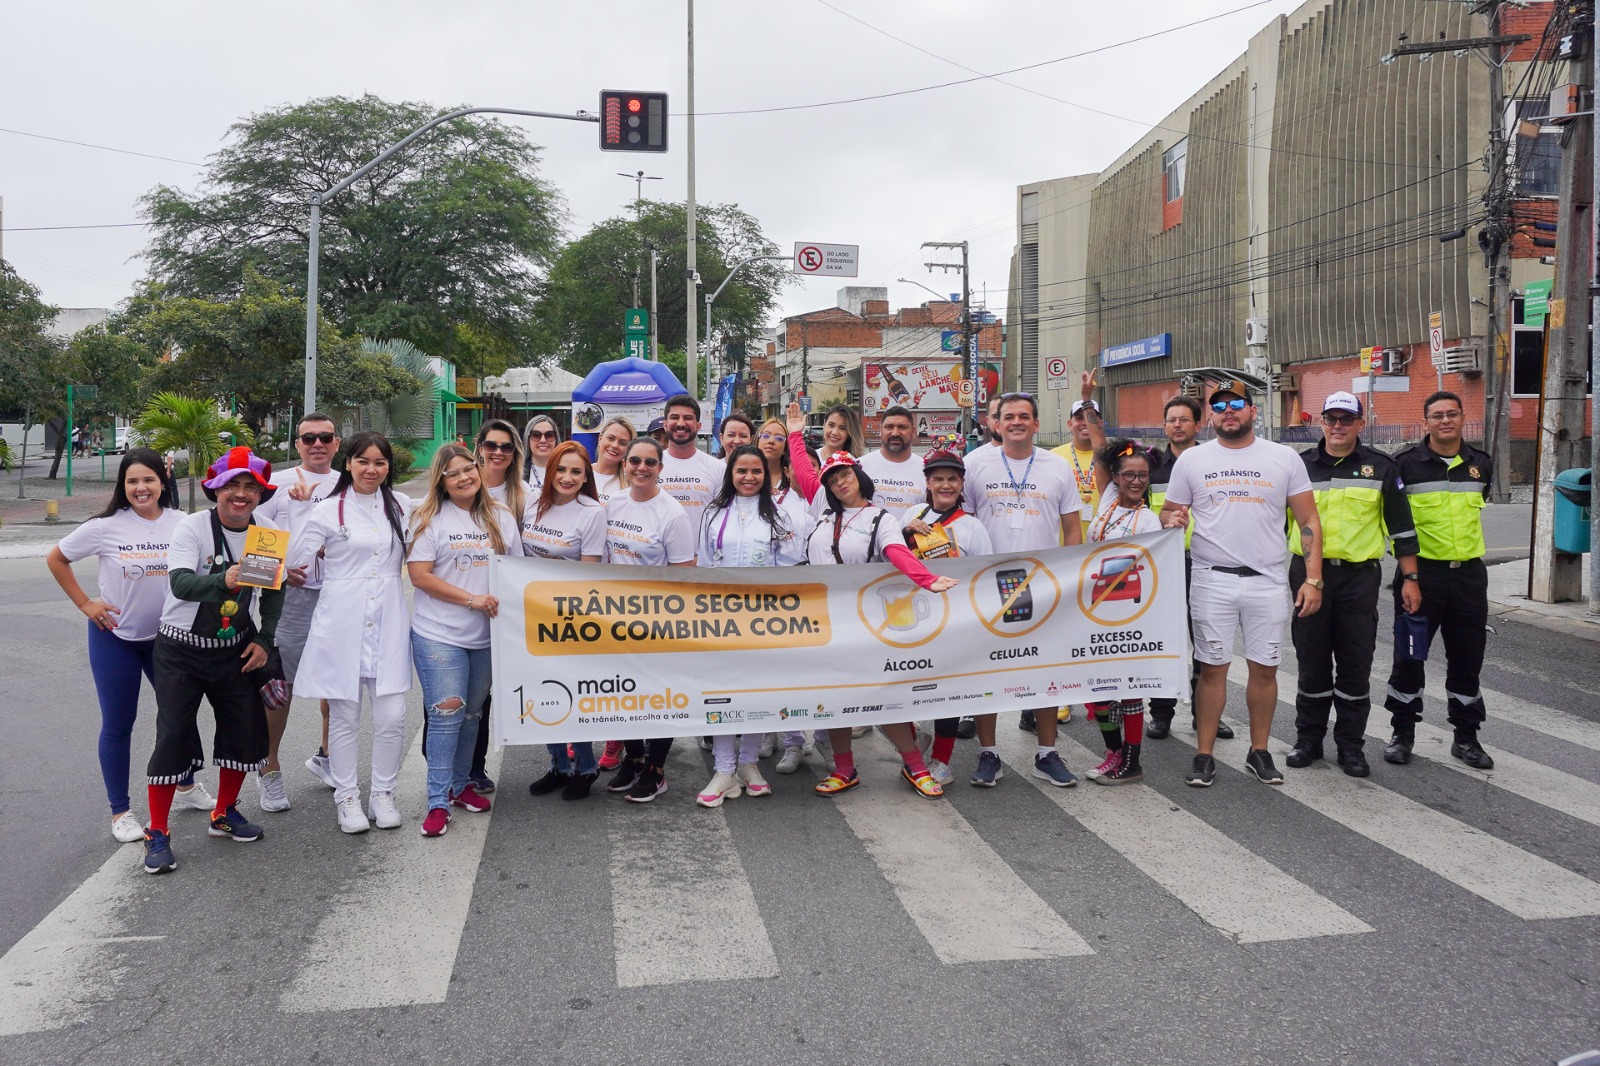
[1381,390,1495,770]
[1160,379,1323,788]
[1285,392,1418,778]
[252,414,342,811]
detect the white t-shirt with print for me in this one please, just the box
[604,491,696,566]
[1163,436,1311,583]
[1088,491,1165,542]
[408,502,521,649]
[594,470,628,505]
[805,505,904,565]
[858,449,924,518]
[57,507,185,642]
[962,446,1084,553]
[522,496,607,560]
[252,465,342,589]
[158,509,255,633]
[659,448,726,529]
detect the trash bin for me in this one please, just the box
[1553,468,1591,554]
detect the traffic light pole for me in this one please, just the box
[300,106,599,418]
[703,254,789,398]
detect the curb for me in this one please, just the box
[1487,598,1600,643]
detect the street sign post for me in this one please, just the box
[793,242,859,277]
[1428,310,1446,387]
[1045,356,1071,391]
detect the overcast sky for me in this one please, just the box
[3,0,1302,339]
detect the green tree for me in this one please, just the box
[534,201,787,377]
[0,259,66,470]
[61,323,156,440]
[139,94,565,376]
[125,269,416,434]
[135,392,253,512]
[360,337,439,442]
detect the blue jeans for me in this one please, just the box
[411,634,492,811]
[87,623,191,813]
[547,741,597,776]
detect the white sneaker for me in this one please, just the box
[850,726,869,739]
[695,771,742,808]
[367,790,402,830]
[171,781,215,811]
[737,762,772,796]
[927,758,954,786]
[257,770,291,812]
[112,811,145,843]
[813,733,835,773]
[775,745,804,774]
[305,753,336,789]
[759,733,778,759]
[336,794,370,834]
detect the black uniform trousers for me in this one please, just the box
[1149,552,1196,724]
[1289,556,1381,752]
[1383,557,1489,733]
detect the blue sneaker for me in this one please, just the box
[970,750,1005,788]
[467,771,496,795]
[207,805,264,843]
[143,829,177,874]
[1032,750,1078,788]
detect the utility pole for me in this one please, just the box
[922,240,974,437]
[649,245,660,361]
[617,170,662,307]
[1593,0,1600,616]
[685,0,700,398]
[1533,5,1596,603]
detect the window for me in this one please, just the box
[1162,139,1188,203]
[1508,100,1560,197]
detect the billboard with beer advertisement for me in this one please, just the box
[861,359,1001,415]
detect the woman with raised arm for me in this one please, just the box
[291,432,414,835]
[603,436,697,802]
[783,402,864,515]
[692,445,808,807]
[523,442,609,800]
[805,452,958,800]
[406,445,521,837]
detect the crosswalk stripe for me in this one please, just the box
[993,728,1373,943]
[1168,724,1600,920]
[279,733,502,1013]
[1260,658,1600,830]
[610,743,779,988]
[0,849,154,1035]
[837,733,1095,964]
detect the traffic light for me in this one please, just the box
[599,91,668,152]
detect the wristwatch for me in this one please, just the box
[1305,577,1325,590]
[1403,573,1420,582]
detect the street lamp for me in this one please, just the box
[619,171,663,310]
[897,277,955,304]
[302,105,599,416]
[617,170,664,203]
[703,254,789,398]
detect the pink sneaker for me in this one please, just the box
[420,807,451,837]
[450,785,492,813]
[1085,749,1122,781]
[598,740,624,770]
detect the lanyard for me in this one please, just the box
[1092,502,1144,542]
[999,450,1036,506]
[1069,446,1094,496]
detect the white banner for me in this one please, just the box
[491,529,1189,745]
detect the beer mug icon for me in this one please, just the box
[876,583,930,632]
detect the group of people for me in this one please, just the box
[48,376,1496,876]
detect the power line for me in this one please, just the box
[2,222,154,232]
[0,126,201,166]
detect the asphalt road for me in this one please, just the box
[2,537,1597,1065]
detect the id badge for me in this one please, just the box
[1010,505,1026,530]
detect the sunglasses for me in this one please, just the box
[526,430,557,441]
[299,432,336,445]
[1321,413,1359,426]
[479,440,518,454]
[1211,398,1249,412]
[626,456,661,468]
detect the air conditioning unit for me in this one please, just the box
[1443,345,1481,374]
[1244,317,1268,347]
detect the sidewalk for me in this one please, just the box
[1486,555,1600,642]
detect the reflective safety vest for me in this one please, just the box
[1390,439,1492,561]
[1289,440,1417,561]
[1148,444,1194,550]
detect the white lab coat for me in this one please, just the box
[290,488,414,701]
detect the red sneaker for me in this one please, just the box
[420,807,450,837]
[449,785,491,813]
[598,739,624,770]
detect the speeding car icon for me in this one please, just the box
[1090,553,1144,604]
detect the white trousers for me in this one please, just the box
[712,733,763,774]
[327,678,408,803]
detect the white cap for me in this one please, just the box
[1322,391,1364,417]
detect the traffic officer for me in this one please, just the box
[1285,392,1418,777]
[1145,394,1233,741]
[1382,390,1495,770]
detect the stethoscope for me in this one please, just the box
[712,502,769,565]
[336,490,352,540]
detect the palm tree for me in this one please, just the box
[361,338,438,441]
[135,392,253,511]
